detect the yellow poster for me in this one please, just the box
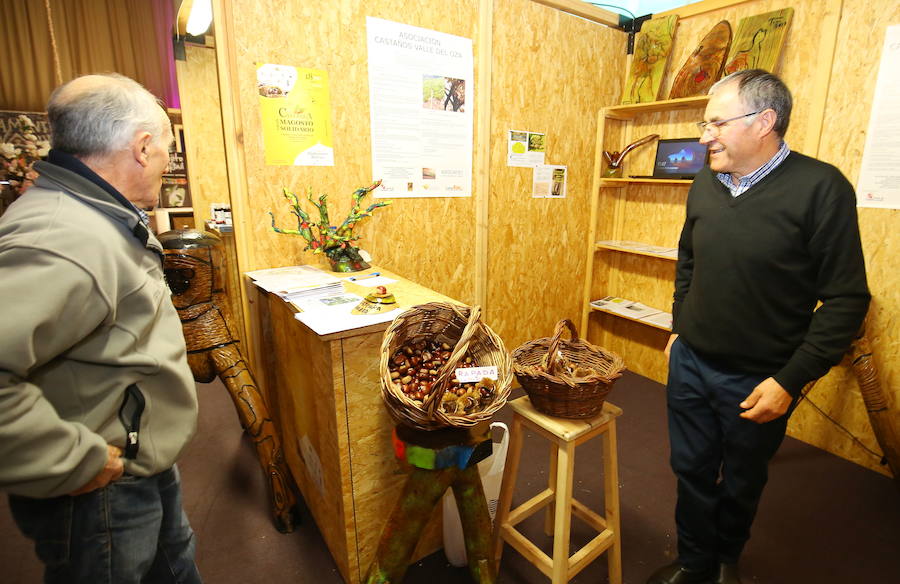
[257,64,334,166]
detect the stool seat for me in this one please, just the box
[508,397,622,443]
[493,396,622,584]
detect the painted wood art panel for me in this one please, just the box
[668,20,732,99]
[722,8,793,76]
[621,15,679,104]
[487,0,625,352]
[223,0,480,307]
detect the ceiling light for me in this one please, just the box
[186,0,213,36]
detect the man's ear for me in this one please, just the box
[130,131,153,167]
[757,109,778,138]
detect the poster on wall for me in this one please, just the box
[507,130,546,167]
[532,164,567,198]
[366,17,474,198]
[856,24,900,209]
[257,64,334,166]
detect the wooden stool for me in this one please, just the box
[492,396,623,584]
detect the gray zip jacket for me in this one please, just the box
[0,161,198,497]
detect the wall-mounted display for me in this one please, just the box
[723,8,794,75]
[621,15,679,104]
[669,20,732,99]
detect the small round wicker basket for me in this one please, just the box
[379,302,512,430]
[512,319,625,419]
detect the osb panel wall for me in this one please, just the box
[226,0,480,305]
[792,0,900,476]
[488,0,625,351]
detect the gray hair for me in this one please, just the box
[710,69,793,138]
[47,73,169,157]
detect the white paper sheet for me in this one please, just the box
[857,25,900,209]
[366,17,474,198]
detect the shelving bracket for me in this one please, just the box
[619,13,653,55]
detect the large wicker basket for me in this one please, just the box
[512,319,625,419]
[380,302,512,431]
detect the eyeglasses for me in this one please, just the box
[696,110,763,136]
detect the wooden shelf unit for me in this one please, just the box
[581,96,709,379]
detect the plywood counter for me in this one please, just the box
[246,267,457,584]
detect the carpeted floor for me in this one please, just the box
[2,372,898,583]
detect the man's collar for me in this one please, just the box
[47,149,147,224]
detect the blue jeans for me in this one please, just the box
[9,465,202,584]
[666,338,793,572]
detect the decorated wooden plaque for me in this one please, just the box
[621,15,679,105]
[669,20,732,99]
[723,8,794,76]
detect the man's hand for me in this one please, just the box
[69,444,124,496]
[664,334,679,359]
[739,377,792,424]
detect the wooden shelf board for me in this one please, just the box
[589,305,672,332]
[600,178,694,186]
[602,95,709,118]
[595,243,677,261]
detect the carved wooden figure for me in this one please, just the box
[160,229,297,532]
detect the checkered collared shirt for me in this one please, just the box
[131,204,151,226]
[716,141,790,197]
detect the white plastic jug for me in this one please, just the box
[442,421,509,567]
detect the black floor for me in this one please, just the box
[2,372,899,583]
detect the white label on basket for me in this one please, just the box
[455,366,498,383]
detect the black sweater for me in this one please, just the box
[672,151,870,396]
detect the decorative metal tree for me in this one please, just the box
[269,180,391,272]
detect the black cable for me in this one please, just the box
[797,392,886,463]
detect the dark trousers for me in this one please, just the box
[9,465,202,584]
[666,338,793,572]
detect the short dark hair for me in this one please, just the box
[710,69,793,138]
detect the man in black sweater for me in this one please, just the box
[646,70,869,584]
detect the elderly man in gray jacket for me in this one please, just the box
[0,74,202,584]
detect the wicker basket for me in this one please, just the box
[380,302,512,431]
[512,319,625,419]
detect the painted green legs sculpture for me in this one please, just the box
[365,425,497,583]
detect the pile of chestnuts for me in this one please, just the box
[388,339,496,415]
